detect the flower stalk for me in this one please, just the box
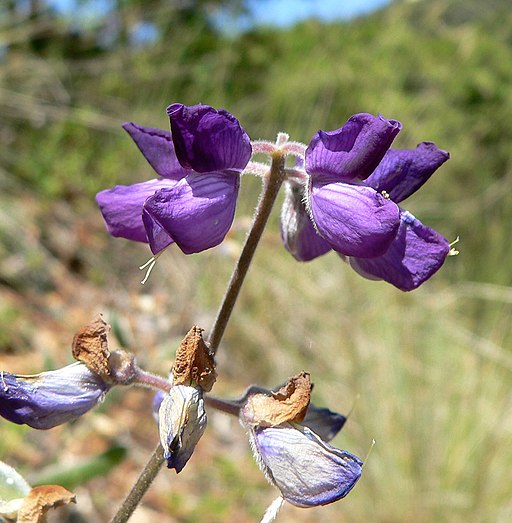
[133,368,172,392]
[109,443,165,523]
[208,149,286,354]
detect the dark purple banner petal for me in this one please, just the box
[306,113,401,183]
[365,142,450,203]
[167,103,252,173]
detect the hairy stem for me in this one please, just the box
[110,443,165,523]
[208,151,286,354]
[110,151,286,523]
[133,368,172,392]
[204,395,241,416]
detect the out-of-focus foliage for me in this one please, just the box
[2,1,512,522]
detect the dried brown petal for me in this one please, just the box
[172,326,216,392]
[72,315,110,379]
[17,485,76,523]
[242,372,312,427]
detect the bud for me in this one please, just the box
[158,384,207,473]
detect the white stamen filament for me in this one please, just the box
[363,439,376,467]
[139,252,162,285]
[449,236,460,256]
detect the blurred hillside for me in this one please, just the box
[1,1,512,522]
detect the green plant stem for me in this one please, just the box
[109,151,286,523]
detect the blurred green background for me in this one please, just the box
[1,0,512,521]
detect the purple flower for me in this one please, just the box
[96,104,252,255]
[281,116,450,290]
[249,423,362,508]
[0,363,108,429]
[306,113,402,259]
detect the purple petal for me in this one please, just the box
[143,172,239,254]
[306,113,401,183]
[96,179,178,243]
[167,103,252,173]
[252,425,362,508]
[122,123,191,180]
[280,182,331,261]
[349,211,450,291]
[0,363,108,430]
[365,142,450,203]
[309,181,400,258]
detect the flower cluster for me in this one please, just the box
[281,117,451,290]
[97,103,452,290]
[152,371,362,516]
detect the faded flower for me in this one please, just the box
[0,363,108,430]
[239,373,362,510]
[158,385,207,473]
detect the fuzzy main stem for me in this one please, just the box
[208,151,286,354]
[110,443,165,523]
[110,152,286,523]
